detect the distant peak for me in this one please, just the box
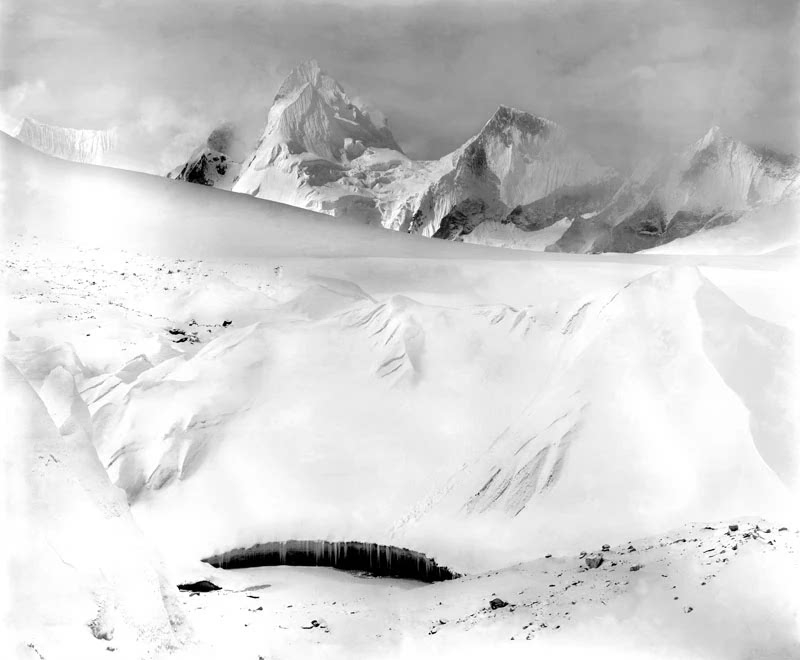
[294,58,323,83]
[694,125,724,151]
[274,59,342,102]
[480,105,558,139]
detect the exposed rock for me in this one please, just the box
[729,524,739,532]
[177,580,221,592]
[203,539,459,582]
[489,597,509,609]
[584,554,604,569]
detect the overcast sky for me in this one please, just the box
[1,0,798,172]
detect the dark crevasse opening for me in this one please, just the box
[202,540,460,582]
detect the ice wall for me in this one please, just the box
[15,117,118,165]
[203,540,460,582]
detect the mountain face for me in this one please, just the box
[15,117,118,165]
[408,106,617,239]
[167,125,243,188]
[169,61,800,254]
[552,127,800,253]
[228,59,419,225]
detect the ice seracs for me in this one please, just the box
[14,116,118,165]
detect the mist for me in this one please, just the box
[1,0,798,173]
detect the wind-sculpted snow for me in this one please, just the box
[395,267,797,570]
[68,264,796,575]
[15,116,118,165]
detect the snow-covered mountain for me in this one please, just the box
[553,126,800,253]
[14,116,118,165]
[170,61,800,254]
[229,59,420,225]
[406,106,618,240]
[170,61,621,238]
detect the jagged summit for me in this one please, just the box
[274,59,341,105]
[166,63,799,254]
[480,105,558,140]
[258,59,402,161]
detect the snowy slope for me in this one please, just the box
[1,357,188,660]
[395,267,798,569]
[171,521,800,660]
[4,126,798,658]
[0,131,527,261]
[14,117,118,166]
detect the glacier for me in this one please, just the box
[3,88,800,659]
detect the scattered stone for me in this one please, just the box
[779,527,788,532]
[728,524,739,532]
[684,606,694,613]
[585,554,604,569]
[222,320,233,327]
[490,597,508,610]
[629,564,643,572]
[601,544,611,552]
[177,580,221,592]
[545,554,552,559]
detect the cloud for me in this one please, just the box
[1,0,797,170]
